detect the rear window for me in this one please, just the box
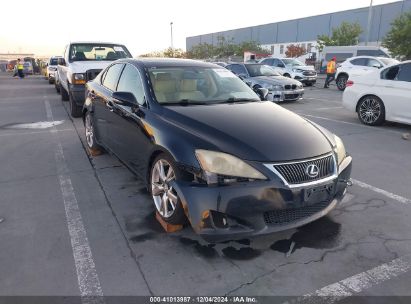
[50,58,58,65]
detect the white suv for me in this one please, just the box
[46,56,61,84]
[336,56,398,91]
[259,57,317,86]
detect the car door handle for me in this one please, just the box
[107,100,114,112]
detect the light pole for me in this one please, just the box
[170,22,174,50]
[365,0,374,46]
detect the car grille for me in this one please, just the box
[86,69,102,81]
[284,84,297,90]
[273,154,335,185]
[263,200,332,225]
[303,71,316,76]
[284,94,300,100]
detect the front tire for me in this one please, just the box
[336,75,348,91]
[149,154,186,225]
[357,96,385,126]
[61,84,69,101]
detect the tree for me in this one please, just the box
[317,21,363,50]
[139,48,187,58]
[285,44,306,58]
[383,11,411,60]
[235,41,271,56]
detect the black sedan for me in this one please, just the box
[83,58,352,242]
[226,63,304,102]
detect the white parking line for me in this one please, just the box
[45,99,104,303]
[0,129,72,137]
[352,179,411,205]
[285,254,411,304]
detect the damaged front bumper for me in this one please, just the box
[172,155,352,243]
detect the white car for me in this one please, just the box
[336,56,398,91]
[46,56,62,84]
[342,61,411,126]
[259,57,317,86]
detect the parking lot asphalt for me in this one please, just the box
[1,72,411,302]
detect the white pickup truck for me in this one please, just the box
[56,41,132,117]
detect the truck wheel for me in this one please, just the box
[69,91,83,118]
[61,84,69,101]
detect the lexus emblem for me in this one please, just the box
[306,164,319,178]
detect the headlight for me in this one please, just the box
[264,84,283,91]
[195,150,266,184]
[292,68,304,73]
[333,135,346,165]
[72,73,86,85]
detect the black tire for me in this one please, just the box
[305,83,313,87]
[336,74,348,91]
[357,96,385,126]
[84,111,103,153]
[283,73,291,78]
[149,153,186,225]
[48,78,53,84]
[69,91,83,118]
[61,84,69,101]
[55,82,60,94]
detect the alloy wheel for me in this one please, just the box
[337,76,347,90]
[85,114,94,148]
[151,159,178,218]
[359,98,381,124]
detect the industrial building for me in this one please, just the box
[186,0,411,58]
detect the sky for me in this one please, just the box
[0,0,401,57]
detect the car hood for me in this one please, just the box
[161,101,332,162]
[250,76,302,86]
[287,65,315,71]
[69,61,114,73]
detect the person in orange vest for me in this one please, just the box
[324,56,336,88]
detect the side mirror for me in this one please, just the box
[58,58,66,66]
[238,74,247,80]
[112,91,138,110]
[372,64,383,69]
[256,88,269,101]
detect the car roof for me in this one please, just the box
[116,58,221,69]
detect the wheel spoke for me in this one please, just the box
[168,190,178,205]
[162,193,168,215]
[151,182,164,196]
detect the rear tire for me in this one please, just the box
[48,78,53,84]
[61,84,69,101]
[69,91,82,118]
[84,111,103,154]
[357,96,385,126]
[55,83,60,94]
[336,75,348,91]
[149,153,186,225]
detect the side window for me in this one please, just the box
[350,58,367,66]
[102,64,124,91]
[382,66,400,80]
[261,58,273,66]
[367,58,382,68]
[117,64,146,105]
[396,64,411,82]
[274,59,285,68]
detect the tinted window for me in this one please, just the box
[350,58,367,66]
[50,58,58,65]
[357,49,388,57]
[397,64,411,82]
[382,66,400,80]
[102,64,124,91]
[261,58,274,66]
[227,64,247,75]
[274,59,285,68]
[69,44,132,62]
[117,64,146,105]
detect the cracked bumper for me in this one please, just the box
[173,156,352,242]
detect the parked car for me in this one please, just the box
[342,61,411,126]
[46,56,62,84]
[226,63,304,102]
[336,56,399,91]
[23,61,33,75]
[57,41,132,117]
[259,57,317,86]
[83,58,352,242]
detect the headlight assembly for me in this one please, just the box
[333,135,346,165]
[195,150,266,184]
[72,73,86,85]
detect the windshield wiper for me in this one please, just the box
[217,97,260,104]
[165,99,208,106]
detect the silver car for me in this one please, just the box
[226,63,304,102]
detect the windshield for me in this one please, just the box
[148,67,260,105]
[50,58,58,65]
[282,59,304,67]
[69,44,132,62]
[245,65,281,77]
